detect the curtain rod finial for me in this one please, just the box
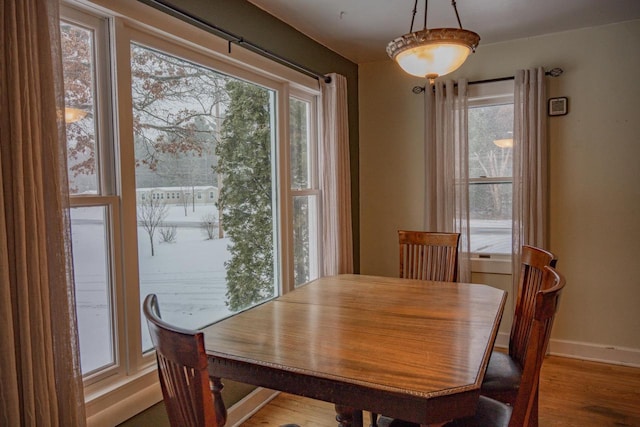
[547,67,563,77]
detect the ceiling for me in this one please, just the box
[248,0,640,63]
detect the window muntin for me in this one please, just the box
[468,101,513,255]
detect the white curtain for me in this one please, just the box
[424,80,471,282]
[1,0,86,425]
[319,73,353,275]
[512,68,549,285]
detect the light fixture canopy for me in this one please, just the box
[387,0,480,82]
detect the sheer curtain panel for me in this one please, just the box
[424,80,471,282]
[1,0,86,425]
[512,68,549,287]
[319,73,353,275]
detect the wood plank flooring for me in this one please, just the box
[242,355,640,426]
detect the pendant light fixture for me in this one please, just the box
[387,0,480,83]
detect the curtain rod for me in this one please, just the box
[412,68,564,94]
[140,0,332,84]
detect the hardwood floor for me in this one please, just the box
[242,355,640,426]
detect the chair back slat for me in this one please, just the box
[144,294,226,427]
[509,266,566,427]
[509,246,557,366]
[399,230,460,282]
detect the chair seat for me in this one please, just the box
[376,396,512,427]
[482,350,522,402]
[376,416,418,427]
[444,396,513,427]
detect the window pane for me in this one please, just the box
[468,104,513,178]
[61,22,99,195]
[293,195,319,287]
[71,206,114,374]
[290,97,310,189]
[130,44,277,352]
[469,182,512,254]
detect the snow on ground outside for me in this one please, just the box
[71,205,234,373]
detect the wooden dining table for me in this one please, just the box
[202,274,506,427]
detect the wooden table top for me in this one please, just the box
[203,274,506,425]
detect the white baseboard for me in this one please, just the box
[494,331,510,348]
[494,332,640,368]
[549,339,640,367]
[227,387,280,427]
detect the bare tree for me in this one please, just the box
[159,225,177,243]
[201,212,217,240]
[138,192,169,256]
[180,188,192,216]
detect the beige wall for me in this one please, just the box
[359,20,640,356]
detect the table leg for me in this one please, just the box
[211,377,227,426]
[335,405,363,427]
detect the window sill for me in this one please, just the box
[471,256,512,275]
[85,367,162,427]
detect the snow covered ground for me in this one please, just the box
[71,205,235,373]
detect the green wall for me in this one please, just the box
[119,382,255,427]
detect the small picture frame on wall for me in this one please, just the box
[548,97,568,116]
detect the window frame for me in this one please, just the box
[467,80,514,274]
[61,6,126,386]
[62,0,323,423]
[288,92,322,289]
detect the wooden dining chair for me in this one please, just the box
[398,230,460,282]
[370,231,461,426]
[480,245,557,426]
[143,294,227,427]
[377,265,566,427]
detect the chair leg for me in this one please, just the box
[370,411,378,427]
[529,389,539,427]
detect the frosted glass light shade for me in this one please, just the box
[64,107,87,124]
[493,138,514,148]
[387,28,480,81]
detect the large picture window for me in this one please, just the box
[60,1,322,420]
[129,43,278,351]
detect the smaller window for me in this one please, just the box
[290,95,320,287]
[468,83,514,257]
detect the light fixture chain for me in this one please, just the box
[410,0,419,33]
[424,0,428,30]
[451,0,464,29]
